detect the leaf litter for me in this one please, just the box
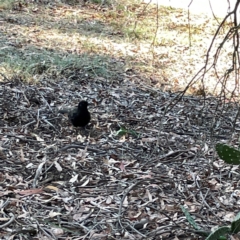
[0,1,240,239]
[0,72,240,239]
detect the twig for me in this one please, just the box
[0,197,10,209]
[125,220,147,237]
[118,179,147,228]
[33,162,45,188]
[59,144,106,154]
[0,213,15,228]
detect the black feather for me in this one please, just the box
[59,100,91,127]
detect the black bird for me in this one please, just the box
[58,100,91,127]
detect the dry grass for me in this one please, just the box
[0,0,230,94]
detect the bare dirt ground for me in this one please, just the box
[0,0,240,239]
[148,0,235,17]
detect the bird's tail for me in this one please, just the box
[58,109,70,114]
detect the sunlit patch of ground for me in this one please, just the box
[0,0,236,96]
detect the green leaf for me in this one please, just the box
[116,126,139,137]
[180,205,200,230]
[205,226,230,240]
[231,211,240,234]
[216,143,240,165]
[116,126,128,136]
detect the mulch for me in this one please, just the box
[0,73,240,239]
